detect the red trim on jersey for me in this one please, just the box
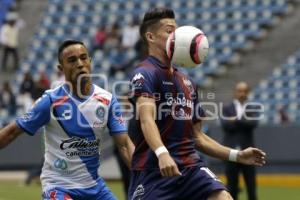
[64,193,73,200]
[177,73,198,166]
[53,96,69,108]
[93,94,110,105]
[134,141,149,169]
[50,191,57,200]
[180,122,197,166]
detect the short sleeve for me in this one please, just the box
[192,85,206,123]
[107,96,127,135]
[129,67,156,102]
[16,93,51,136]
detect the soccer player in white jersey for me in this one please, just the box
[0,40,135,200]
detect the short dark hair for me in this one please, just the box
[58,39,86,63]
[140,7,175,45]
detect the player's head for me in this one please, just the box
[140,7,176,53]
[57,40,92,86]
[234,81,250,103]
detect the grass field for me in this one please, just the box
[0,181,300,200]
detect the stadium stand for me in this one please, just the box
[251,49,300,124]
[19,0,290,86]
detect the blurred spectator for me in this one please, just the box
[0,19,19,70]
[17,92,33,112]
[0,6,25,71]
[92,25,107,53]
[134,38,148,61]
[108,48,129,76]
[33,71,50,100]
[0,81,16,116]
[121,19,139,49]
[19,72,35,97]
[278,105,290,124]
[51,70,65,88]
[104,22,121,53]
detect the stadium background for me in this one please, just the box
[0,0,300,199]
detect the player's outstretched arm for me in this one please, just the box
[137,96,181,177]
[113,133,135,168]
[0,122,23,149]
[193,121,266,166]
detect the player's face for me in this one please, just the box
[235,84,249,103]
[59,44,92,86]
[153,18,176,52]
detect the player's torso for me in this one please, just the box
[131,57,202,170]
[41,84,112,190]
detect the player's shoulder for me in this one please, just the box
[93,84,114,104]
[44,84,67,102]
[134,59,157,73]
[131,60,158,82]
[45,84,64,95]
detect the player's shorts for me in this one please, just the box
[42,178,116,200]
[128,166,227,200]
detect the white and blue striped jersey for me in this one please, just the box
[16,84,126,192]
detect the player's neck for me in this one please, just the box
[72,82,92,99]
[149,48,172,69]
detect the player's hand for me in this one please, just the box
[158,153,182,177]
[237,147,266,166]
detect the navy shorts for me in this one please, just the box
[42,179,116,200]
[128,166,227,200]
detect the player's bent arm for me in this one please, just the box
[193,121,266,166]
[137,96,181,177]
[113,133,135,169]
[193,121,231,161]
[0,122,23,149]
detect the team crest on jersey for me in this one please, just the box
[54,158,68,170]
[95,106,106,122]
[183,77,194,93]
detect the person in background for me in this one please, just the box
[19,72,35,98]
[221,81,261,200]
[121,19,139,49]
[0,19,19,70]
[104,22,121,54]
[0,81,16,116]
[92,24,107,53]
[33,71,50,100]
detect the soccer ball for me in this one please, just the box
[166,26,209,68]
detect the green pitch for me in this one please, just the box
[0,181,300,200]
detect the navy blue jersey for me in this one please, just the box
[129,56,205,170]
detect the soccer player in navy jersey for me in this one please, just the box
[0,40,134,200]
[128,8,266,200]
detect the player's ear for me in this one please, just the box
[57,63,63,72]
[145,32,155,43]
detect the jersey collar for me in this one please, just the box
[148,55,178,71]
[62,83,95,103]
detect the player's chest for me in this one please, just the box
[52,99,110,133]
[157,74,195,104]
